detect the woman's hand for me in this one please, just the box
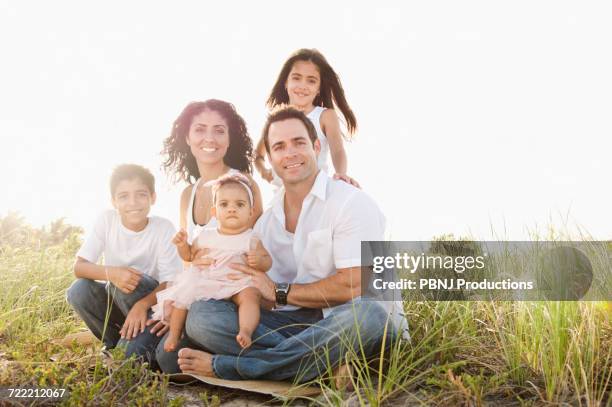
[228,263,275,302]
[120,301,148,339]
[191,248,214,270]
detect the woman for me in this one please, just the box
[161,99,263,241]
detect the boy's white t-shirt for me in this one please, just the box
[77,210,182,283]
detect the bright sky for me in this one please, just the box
[1,1,610,240]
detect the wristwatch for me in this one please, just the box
[275,282,291,306]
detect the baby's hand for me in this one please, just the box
[245,250,261,268]
[172,229,189,247]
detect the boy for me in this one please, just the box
[67,164,182,364]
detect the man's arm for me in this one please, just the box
[286,266,360,308]
[227,264,361,308]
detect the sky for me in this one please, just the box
[1,1,610,240]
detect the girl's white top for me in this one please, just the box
[307,106,330,173]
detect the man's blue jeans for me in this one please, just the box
[66,275,161,365]
[156,298,396,382]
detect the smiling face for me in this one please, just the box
[285,60,321,109]
[186,109,230,165]
[112,177,156,231]
[267,118,320,186]
[211,183,253,234]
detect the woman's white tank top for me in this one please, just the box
[185,169,240,244]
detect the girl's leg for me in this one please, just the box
[165,307,188,352]
[231,287,261,348]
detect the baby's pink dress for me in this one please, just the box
[152,228,256,323]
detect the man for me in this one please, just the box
[156,106,408,382]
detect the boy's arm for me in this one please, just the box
[74,257,142,294]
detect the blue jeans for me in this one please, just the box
[156,298,396,382]
[66,275,161,365]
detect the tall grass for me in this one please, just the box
[1,227,610,405]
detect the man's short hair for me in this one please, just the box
[260,105,318,153]
[110,164,156,196]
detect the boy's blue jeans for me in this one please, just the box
[156,298,396,382]
[66,275,161,365]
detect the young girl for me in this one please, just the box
[254,48,360,187]
[152,173,271,351]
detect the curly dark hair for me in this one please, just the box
[266,48,357,137]
[161,100,253,184]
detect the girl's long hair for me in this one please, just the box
[161,99,253,184]
[266,48,357,137]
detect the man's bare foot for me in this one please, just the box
[177,348,216,378]
[164,334,179,352]
[236,331,252,349]
[333,363,354,391]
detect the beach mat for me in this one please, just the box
[169,373,321,399]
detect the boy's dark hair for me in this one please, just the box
[261,105,318,153]
[110,164,156,196]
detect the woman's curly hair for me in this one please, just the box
[161,99,253,184]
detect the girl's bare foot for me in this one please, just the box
[164,334,179,352]
[236,331,252,349]
[177,348,216,377]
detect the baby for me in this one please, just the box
[153,173,271,351]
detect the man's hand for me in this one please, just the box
[146,318,170,337]
[108,267,142,294]
[120,301,148,339]
[333,173,361,189]
[228,263,275,303]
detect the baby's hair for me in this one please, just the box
[208,173,254,207]
[110,164,155,196]
[266,48,357,137]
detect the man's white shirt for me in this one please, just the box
[254,171,409,337]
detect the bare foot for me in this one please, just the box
[177,348,216,378]
[236,331,252,349]
[333,363,354,391]
[164,334,179,352]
